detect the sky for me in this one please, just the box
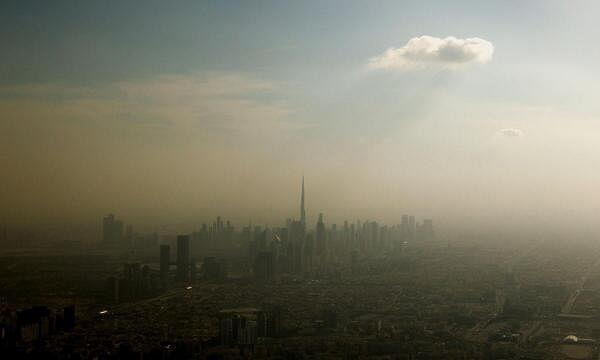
[2,0,600,233]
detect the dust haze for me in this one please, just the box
[3,2,600,359]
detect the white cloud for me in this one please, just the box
[368,35,494,71]
[499,128,524,137]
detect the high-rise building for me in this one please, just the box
[258,306,281,338]
[176,235,190,282]
[121,263,142,300]
[254,251,274,282]
[401,215,409,241]
[421,219,435,240]
[160,244,170,286]
[408,215,416,241]
[300,176,306,228]
[288,220,305,274]
[303,234,314,272]
[315,213,326,256]
[102,214,124,247]
[203,257,228,281]
[286,177,308,274]
[219,308,259,346]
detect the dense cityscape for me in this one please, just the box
[4,1,600,359]
[0,179,599,359]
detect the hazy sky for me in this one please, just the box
[2,1,600,231]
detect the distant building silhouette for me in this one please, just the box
[160,244,170,286]
[219,307,280,346]
[300,176,306,228]
[420,219,435,240]
[315,213,326,257]
[203,257,228,281]
[102,214,124,247]
[254,251,274,282]
[176,235,190,282]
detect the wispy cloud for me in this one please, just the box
[0,72,300,137]
[368,36,494,71]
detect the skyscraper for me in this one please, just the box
[176,235,190,282]
[254,251,274,282]
[401,215,409,242]
[315,213,326,256]
[300,176,306,228]
[288,220,305,274]
[421,219,435,240]
[102,214,124,247]
[160,244,170,286]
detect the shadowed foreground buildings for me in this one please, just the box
[5,0,600,358]
[4,190,600,359]
[218,307,282,347]
[0,179,451,358]
[0,305,75,347]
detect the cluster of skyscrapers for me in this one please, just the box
[246,178,435,279]
[102,177,434,286]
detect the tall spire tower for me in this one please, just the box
[300,176,306,227]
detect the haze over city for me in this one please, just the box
[3,1,600,235]
[3,1,600,359]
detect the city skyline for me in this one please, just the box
[3,2,600,358]
[99,177,435,238]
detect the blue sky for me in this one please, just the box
[2,1,600,230]
[2,1,590,83]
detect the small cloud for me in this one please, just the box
[368,35,494,71]
[499,128,524,137]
